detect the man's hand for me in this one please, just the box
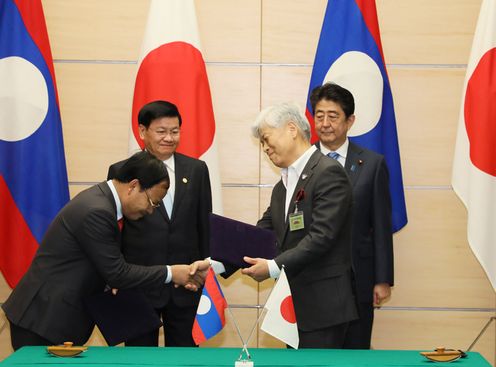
[241,256,269,282]
[170,264,202,291]
[189,259,210,285]
[373,283,391,306]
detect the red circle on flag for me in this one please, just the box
[464,47,496,177]
[132,41,215,159]
[280,296,296,324]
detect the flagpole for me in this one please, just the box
[228,273,283,361]
[226,306,261,361]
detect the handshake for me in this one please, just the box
[170,259,211,292]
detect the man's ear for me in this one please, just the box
[138,124,147,140]
[128,178,140,194]
[346,114,356,131]
[287,121,298,138]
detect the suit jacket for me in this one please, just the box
[258,150,358,331]
[317,141,394,303]
[107,152,212,309]
[2,182,168,345]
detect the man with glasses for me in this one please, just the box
[107,100,213,347]
[2,151,209,350]
[310,82,394,349]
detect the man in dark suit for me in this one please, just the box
[107,101,212,347]
[310,82,394,349]
[242,102,358,349]
[2,151,209,351]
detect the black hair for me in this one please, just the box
[137,100,182,128]
[309,82,355,118]
[114,151,169,190]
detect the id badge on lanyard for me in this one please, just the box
[289,188,305,231]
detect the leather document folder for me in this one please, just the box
[84,289,162,346]
[209,213,277,268]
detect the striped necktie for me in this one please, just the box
[327,151,340,160]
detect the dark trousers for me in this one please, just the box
[297,322,349,349]
[343,301,374,349]
[9,322,55,351]
[125,300,197,347]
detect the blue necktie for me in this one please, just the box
[327,151,340,160]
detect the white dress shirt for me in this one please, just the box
[319,138,349,167]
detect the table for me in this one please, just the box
[0,346,492,367]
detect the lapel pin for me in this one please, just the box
[301,174,308,180]
[182,177,188,183]
[358,159,364,165]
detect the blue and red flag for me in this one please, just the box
[306,0,407,232]
[192,268,227,344]
[0,0,69,288]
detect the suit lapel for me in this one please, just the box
[344,142,364,187]
[271,182,286,248]
[170,153,190,222]
[98,182,121,236]
[98,182,117,217]
[157,201,169,222]
[280,150,321,245]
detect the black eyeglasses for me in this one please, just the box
[144,190,161,209]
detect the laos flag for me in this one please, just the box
[192,268,227,344]
[0,0,69,288]
[306,0,407,232]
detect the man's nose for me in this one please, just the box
[322,115,332,126]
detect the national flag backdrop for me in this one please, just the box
[192,268,227,344]
[130,0,222,213]
[452,0,496,291]
[261,268,299,349]
[0,0,69,288]
[306,0,407,232]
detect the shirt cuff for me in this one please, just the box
[165,265,172,283]
[207,257,226,274]
[268,260,281,279]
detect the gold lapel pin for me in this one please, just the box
[182,177,188,183]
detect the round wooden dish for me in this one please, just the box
[47,342,87,357]
[420,347,463,362]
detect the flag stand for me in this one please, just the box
[227,273,290,367]
[227,305,267,367]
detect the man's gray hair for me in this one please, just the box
[251,102,311,141]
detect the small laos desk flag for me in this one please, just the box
[306,0,407,233]
[261,268,299,349]
[192,268,227,344]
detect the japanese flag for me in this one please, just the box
[129,0,222,213]
[452,0,496,291]
[261,268,299,349]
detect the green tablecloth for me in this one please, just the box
[0,346,491,367]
